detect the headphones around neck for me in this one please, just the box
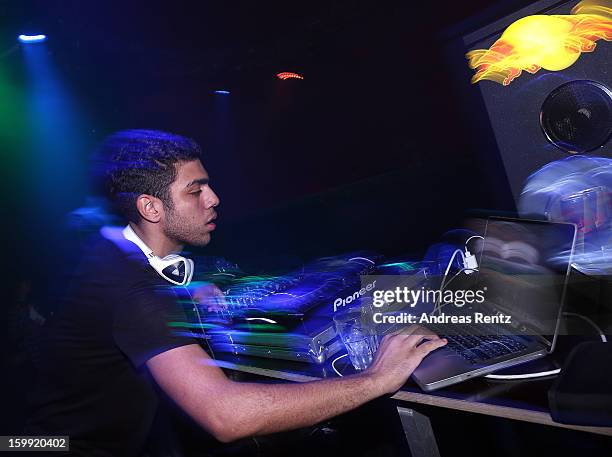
[123,225,194,286]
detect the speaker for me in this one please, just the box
[548,341,612,426]
[463,0,612,202]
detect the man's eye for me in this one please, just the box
[191,190,202,195]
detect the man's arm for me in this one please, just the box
[147,330,446,443]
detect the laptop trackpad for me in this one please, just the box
[412,346,472,384]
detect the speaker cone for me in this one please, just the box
[540,80,612,154]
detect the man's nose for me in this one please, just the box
[206,188,220,208]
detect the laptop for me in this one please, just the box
[411,217,577,391]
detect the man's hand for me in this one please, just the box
[191,282,228,313]
[147,325,445,442]
[364,325,447,395]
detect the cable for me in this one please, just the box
[443,249,465,279]
[463,236,483,273]
[432,249,467,316]
[562,312,607,343]
[349,256,375,265]
[484,312,607,380]
[465,235,484,247]
[439,249,465,291]
[331,353,348,377]
[440,267,472,291]
[430,267,474,315]
[485,369,561,380]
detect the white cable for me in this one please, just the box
[485,369,561,380]
[444,249,465,279]
[485,312,607,380]
[465,235,484,247]
[464,236,483,273]
[348,256,375,265]
[331,353,348,377]
[430,267,475,315]
[563,312,607,343]
[432,250,466,315]
[442,267,473,290]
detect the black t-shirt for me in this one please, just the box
[25,231,198,457]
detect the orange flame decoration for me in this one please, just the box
[276,72,304,80]
[466,0,612,85]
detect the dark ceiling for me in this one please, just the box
[1,0,535,268]
[2,1,516,86]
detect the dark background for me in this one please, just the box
[1,0,529,436]
[0,0,532,276]
[2,1,612,453]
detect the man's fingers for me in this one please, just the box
[404,332,441,347]
[416,338,447,356]
[378,330,445,355]
[380,328,441,350]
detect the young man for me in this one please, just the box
[26,130,446,456]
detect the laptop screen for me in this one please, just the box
[476,218,576,346]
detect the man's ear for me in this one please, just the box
[135,195,163,223]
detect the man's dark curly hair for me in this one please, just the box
[94,129,202,222]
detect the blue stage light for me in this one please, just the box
[18,34,47,43]
[214,90,230,95]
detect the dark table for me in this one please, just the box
[213,334,612,438]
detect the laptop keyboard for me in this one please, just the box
[444,334,527,364]
[427,324,528,364]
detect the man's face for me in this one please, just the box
[162,159,220,247]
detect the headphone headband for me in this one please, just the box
[123,225,194,286]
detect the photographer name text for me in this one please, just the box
[372,312,513,325]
